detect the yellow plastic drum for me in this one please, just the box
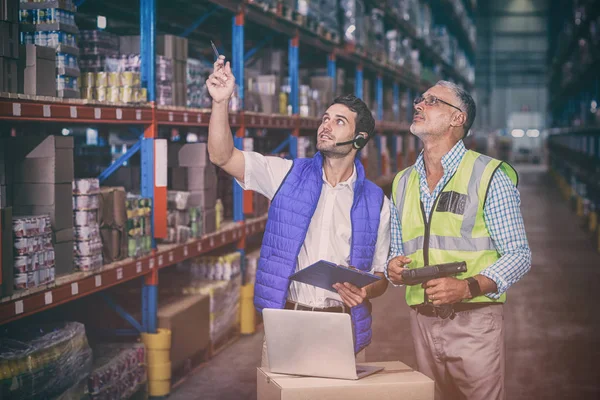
[240,283,256,335]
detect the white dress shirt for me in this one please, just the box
[237,151,391,308]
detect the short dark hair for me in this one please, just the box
[330,94,376,139]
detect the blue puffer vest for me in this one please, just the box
[254,152,384,353]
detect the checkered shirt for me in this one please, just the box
[386,140,532,298]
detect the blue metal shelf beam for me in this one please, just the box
[245,35,273,63]
[98,138,142,183]
[181,5,222,38]
[355,67,363,100]
[289,37,299,114]
[140,0,156,102]
[328,55,336,95]
[376,76,383,121]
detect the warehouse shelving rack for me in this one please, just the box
[547,0,600,252]
[0,0,476,331]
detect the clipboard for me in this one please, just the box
[289,260,381,292]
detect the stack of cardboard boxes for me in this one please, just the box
[12,136,74,276]
[168,142,218,236]
[119,34,188,107]
[98,186,128,264]
[0,0,19,93]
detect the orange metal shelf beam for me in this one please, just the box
[0,216,267,326]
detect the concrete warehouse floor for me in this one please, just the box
[169,165,600,400]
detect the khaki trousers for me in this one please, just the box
[261,335,366,369]
[410,305,505,400]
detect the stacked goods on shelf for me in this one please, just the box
[98,186,128,264]
[179,253,242,344]
[119,34,187,106]
[0,144,14,297]
[73,178,102,272]
[156,291,210,374]
[79,30,147,104]
[78,29,118,73]
[19,0,81,98]
[12,135,74,276]
[165,191,201,244]
[86,343,147,399]
[244,249,260,285]
[12,214,55,289]
[186,58,212,108]
[0,0,19,93]
[0,322,93,400]
[341,0,366,48]
[368,8,386,59]
[168,142,218,235]
[318,0,339,42]
[20,44,56,96]
[125,194,152,258]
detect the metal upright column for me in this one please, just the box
[289,33,299,158]
[328,53,336,96]
[140,0,159,334]
[375,75,383,173]
[355,65,363,100]
[392,83,400,122]
[405,88,412,123]
[232,12,245,222]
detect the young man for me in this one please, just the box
[206,56,390,366]
[386,81,531,400]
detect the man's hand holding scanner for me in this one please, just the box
[387,255,412,285]
[423,277,470,306]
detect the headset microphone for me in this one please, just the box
[335,133,368,150]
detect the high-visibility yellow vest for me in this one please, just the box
[392,150,518,306]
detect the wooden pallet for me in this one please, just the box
[209,326,241,358]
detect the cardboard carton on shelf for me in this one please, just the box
[13,183,73,231]
[177,143,209,167]
[20,44,56,97]
[157,294,210,371]
[257,361,434,400]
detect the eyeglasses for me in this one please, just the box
[413,94,463,113]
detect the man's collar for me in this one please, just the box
[416,140,466,176]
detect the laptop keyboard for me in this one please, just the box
[356,368,367,374]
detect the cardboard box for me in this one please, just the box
[54,240,73,275]
[178,143,209,167]
[102,167,140,193]
[98,187,127,228]
[257,361,434,400]
[171,166,217,191]
[157,294,210,370]
[1,207,14,298]
[100,228,126,263]
[0,185,10,208]
[0,140,12,185]
[168,143,183,167]
[13,183,73,231]
[21,44,56,96]
[13,149,74,183]
[188,189,217,209]
[0,21,18,58]
[0,56,18,93]
[12,135,73,159]
[53,228,73,244]
[203,207,216,234]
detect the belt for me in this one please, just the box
[285,301,350,315]
[412,302,501,319]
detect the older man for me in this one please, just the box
[386,81,531,400]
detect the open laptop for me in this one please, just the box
[263,308,384,380]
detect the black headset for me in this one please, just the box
[335,132,369,150]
